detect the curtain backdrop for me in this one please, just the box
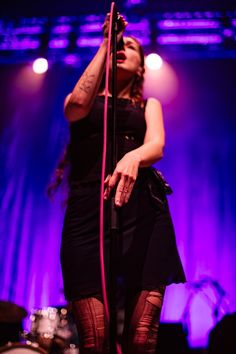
[0,59,235,348]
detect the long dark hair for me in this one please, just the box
[48,36,146,197]
[47,145,70,199]
[125,36,145,104]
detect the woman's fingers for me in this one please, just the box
[118,15,128,29]
[104,174,111,184]
[115,177,135,206]
[114,175,128,206]
[104,171,119,200]
[104,173,136,206]
[124,180,135,204]
[104,152,139,205]
[103,174,111,200]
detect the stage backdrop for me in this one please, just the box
[0,57,235,348]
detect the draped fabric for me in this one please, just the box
[0,59,235,347]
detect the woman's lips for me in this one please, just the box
[116,51,126,63]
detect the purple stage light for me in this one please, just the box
[1,38,40,50]
[125,33,150,46]
[52,25,72,34]
[80,23,103,33]
[76,37,102,47]
[176,12,191,19]
[125,0,146,7]
[13,26,43,35]
[124,19,150,45]
[125,19,150,32]
[163,13,175,19]
[194,11,204,19]
[204,12,215,19]
[83,15,104,22]
[63,54,81,66]
[232,19,236,27]
[48,38,69,49]
[19,17,48,26]
[223,29,233,37]
[56,16,76,24]
[157,34,222,45]
[158,19,220,30]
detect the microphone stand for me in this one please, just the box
[109,3,120,354]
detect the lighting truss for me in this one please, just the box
[0,10,236,64]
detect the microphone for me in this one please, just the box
[116,11,125,51]
[117,35,124,51]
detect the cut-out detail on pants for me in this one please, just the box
[122,287,166,354]
[72,296,109,354]
[72,286,165,354]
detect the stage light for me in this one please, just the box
[76,37,102,47]
[125,0,146,7]
[157,34,222,45]
[63,54,81,66]
[158,19,220,30]
[32,58,48,74]
[48,38,69,49]
[145,53,163,70]
[143,61,179,105]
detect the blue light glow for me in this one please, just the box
[157,34,222,45]
[49,38,69,49]
[158,19,220,30]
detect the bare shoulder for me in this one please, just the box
[144,97,163,121]
[145,97,162,110]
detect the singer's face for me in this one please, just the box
[112,36,143,77]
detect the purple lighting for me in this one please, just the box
[223,29,233,37]
[14,26,43,34]
[56,16,76,23]
[80,23,103,33]
[76,37,102,47]
[63,54,81,66]
[125,33,150,46]
[158,19,220,30]
[0,38,40,50]
[123,20,150,45]
[52,25,72,34]
[125,0,146,7]
[48,38,69,49]
[125,19,150,32]
[157,34,222,45]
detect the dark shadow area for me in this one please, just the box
[1,0,235,17]
[157,322,189,354]
[207,312,236,354]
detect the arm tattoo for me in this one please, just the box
[79,71,95,94]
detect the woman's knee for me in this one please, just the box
[124,287,165,354]
[72,296,108,354]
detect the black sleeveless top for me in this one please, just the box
[69,96,147,183]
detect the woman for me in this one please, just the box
[60,14,186,354]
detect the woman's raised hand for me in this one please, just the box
[104,151,141,207]
[102,12,128,43]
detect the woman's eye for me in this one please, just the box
[128,45,135,50]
